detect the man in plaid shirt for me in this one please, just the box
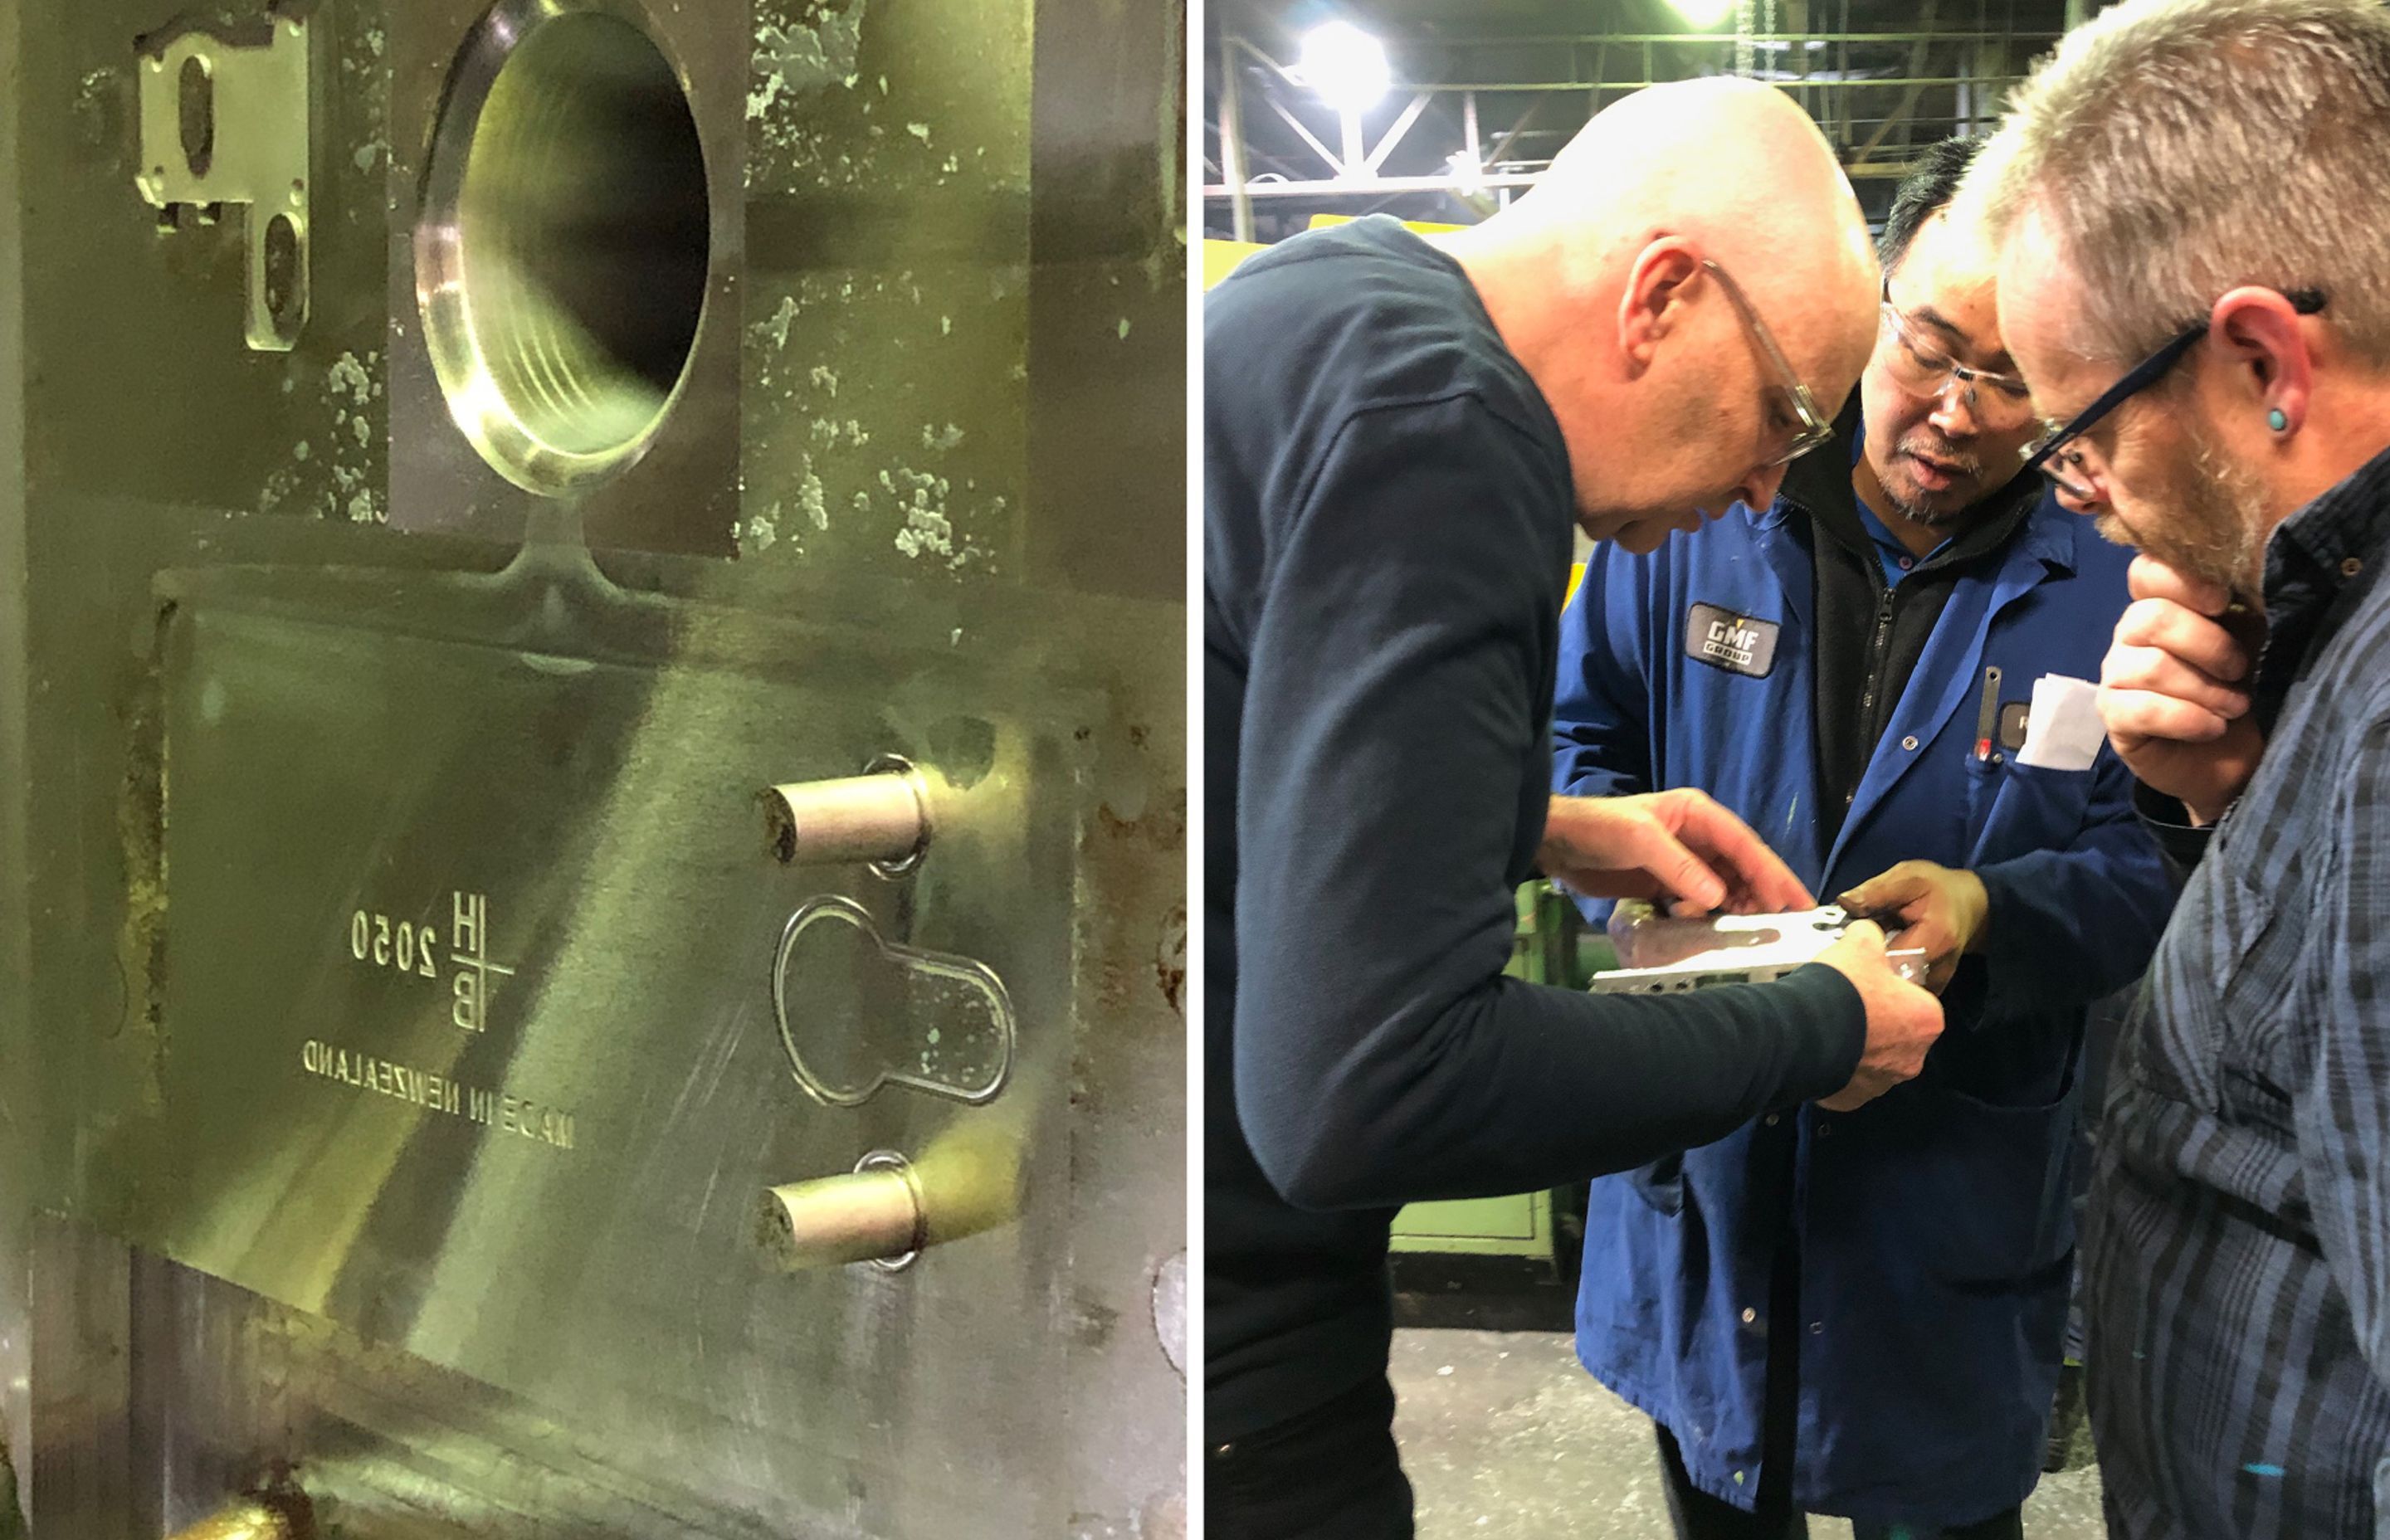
[1965,0,2390,1532]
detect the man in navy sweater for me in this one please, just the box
[1207,79,1945,1539]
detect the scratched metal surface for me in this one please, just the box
[0,0,1187,1533]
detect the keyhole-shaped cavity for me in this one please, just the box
[771,896,1014,1108]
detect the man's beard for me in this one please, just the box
[1881,432,1987,529]
[2094,430,2266,597]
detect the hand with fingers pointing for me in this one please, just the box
[1538,787,1815,917]
[2099,554,2266,825]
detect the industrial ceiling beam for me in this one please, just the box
[1258,88,1346,175]
[1855,0,1944,159]
[1199,171,1548,198]
[1218,28,1254,240]
[1363,90,1436,174]
[1201,16,2050,225]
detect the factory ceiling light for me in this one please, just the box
[1670,0,1739,27]
[1298,20,1392,114]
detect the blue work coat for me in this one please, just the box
[1554,488,2175,1526]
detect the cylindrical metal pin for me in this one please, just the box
[761,760,930,868]
[758,1158,924,1270]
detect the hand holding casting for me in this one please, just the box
[1812,919,1945,1111]
[1836,860,1989,994]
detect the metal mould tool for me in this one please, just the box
[16,0,1184,1522]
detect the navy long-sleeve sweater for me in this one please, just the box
[1204,217,1868,1442]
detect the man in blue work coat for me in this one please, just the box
[1552,137,2177,1539]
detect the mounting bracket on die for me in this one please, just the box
[133,12,312,351]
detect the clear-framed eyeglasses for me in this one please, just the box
[1700,258,1836,467]
[1876,300,2036,432]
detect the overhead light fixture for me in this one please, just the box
[1669,0,1737,27]
[1298,21,1391,114]
[1447,149,1484,193]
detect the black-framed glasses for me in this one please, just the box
[2022,288,2326,502]
[1700,258,1836,466]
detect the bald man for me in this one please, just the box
[1206,80,1945,1539]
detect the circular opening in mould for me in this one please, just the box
[415,2,710,496]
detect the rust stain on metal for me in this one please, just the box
[1095,786,1187,851]
[1155,903,1187,1017]
[115,605,174,1101]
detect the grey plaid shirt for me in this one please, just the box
[2090,442,2390,1538]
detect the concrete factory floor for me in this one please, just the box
[1390,1329,2107,1538]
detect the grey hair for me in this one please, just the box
[1963,0,2390,367]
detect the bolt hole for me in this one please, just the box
[262,214,301,321]
[178,56,213,177]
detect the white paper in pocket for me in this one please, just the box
[2015,673,2105,771]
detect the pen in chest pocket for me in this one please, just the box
[1974,665,2002,763]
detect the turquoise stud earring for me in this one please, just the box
[2269,407,2290,431]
